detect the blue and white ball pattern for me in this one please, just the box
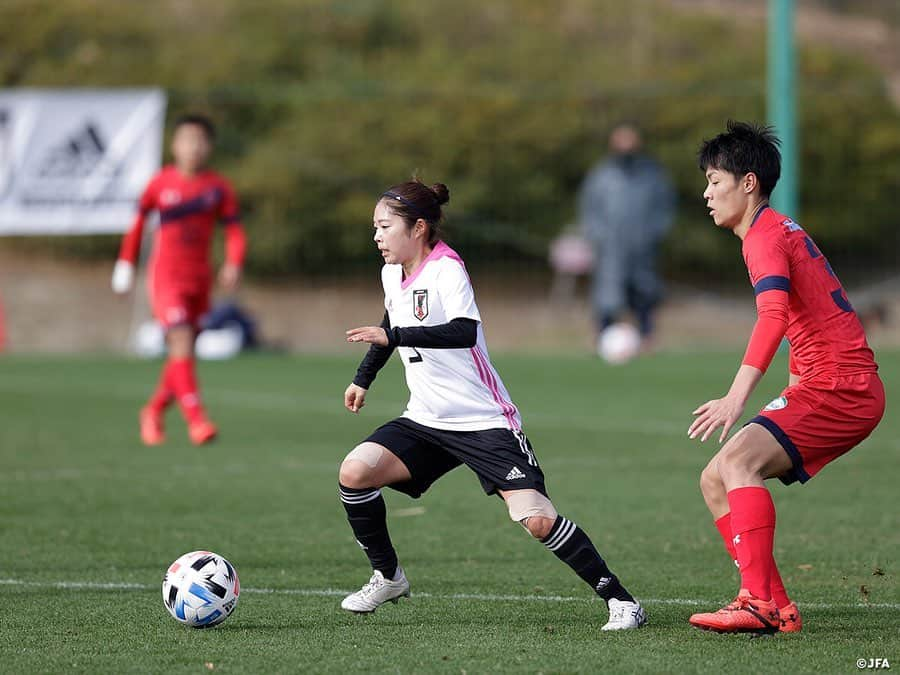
[162,551,240,628]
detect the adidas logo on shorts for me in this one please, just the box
[505,466,526,480]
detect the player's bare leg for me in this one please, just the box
[713,424,792,490]
[338,443,412,612]
[500,489,646,631]
[691,424,799,633]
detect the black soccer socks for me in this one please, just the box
[339,484,399,580]
[541,515,634,603]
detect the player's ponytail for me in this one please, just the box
[381,178,448,246]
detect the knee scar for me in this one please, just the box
[506,490,558,523]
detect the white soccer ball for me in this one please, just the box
[162,551,240,628]
[195,323,244,361]
[132,320,166,358]
[597,322,641,364]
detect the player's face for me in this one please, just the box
[372,200,422,265]
[703,168,749,229]
[171,124,212,174]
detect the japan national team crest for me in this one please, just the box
[413,289,429,321]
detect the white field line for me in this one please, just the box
[0,578,897,610]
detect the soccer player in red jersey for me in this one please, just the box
[112,114,247,446]
[686,121,884,634]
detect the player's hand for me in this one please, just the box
[345,326,389,346]
[111,260,135,294]
[219,263,241,293]
[688,395,745,443]
[344,383,368,413]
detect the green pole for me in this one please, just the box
[767,0,798,217]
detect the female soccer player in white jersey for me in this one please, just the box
[338,179,645,631]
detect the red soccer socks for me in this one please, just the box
[169,357,206,424]
[142,356,217,445]
[711,503,801,632]
[169,357,217,445]
[147,360,174,414]
[715,510,794,607]
[726,487,777,602]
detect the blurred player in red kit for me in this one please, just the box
[112,114,246,446]
[687,121,884,634]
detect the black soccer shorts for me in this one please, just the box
[364,416,547,499]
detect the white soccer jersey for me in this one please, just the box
[382,241,522,432]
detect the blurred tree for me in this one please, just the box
[0,0,897,283]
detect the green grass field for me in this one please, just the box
[0,351,897,673]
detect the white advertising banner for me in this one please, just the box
[0,88,166,235]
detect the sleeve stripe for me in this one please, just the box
[754,275,790,295]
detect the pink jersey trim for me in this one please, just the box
[401,241,465,290]
[469,346,521,430]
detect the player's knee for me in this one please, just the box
[699,460,722,497]
[522,515,555,539]
[338,460,370,488]
[339,446,380,488]
[505,490,558,538]
[166,325,195,358]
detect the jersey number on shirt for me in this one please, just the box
[406,347,423,364]
[804,236,853,314]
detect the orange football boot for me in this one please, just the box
[140,407,165,446]
[188,418,218,445]
[689,589,780,634]
[778,602,802,633]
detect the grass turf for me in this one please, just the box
[0,351,897,673]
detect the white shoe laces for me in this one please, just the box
[357,572,385,598]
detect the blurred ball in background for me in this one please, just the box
[597,322,641,364]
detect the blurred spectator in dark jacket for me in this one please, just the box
[578,123,675,351]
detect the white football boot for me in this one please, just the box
[601,598,648,631]
[340,567,410,613]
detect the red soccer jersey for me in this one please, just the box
[741,206,877,380]
[117,166,246,286]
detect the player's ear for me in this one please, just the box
[414,218,427,240]
[743,172,758,194]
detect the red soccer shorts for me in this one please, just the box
[749,372,885,484]
[150,281,210,329]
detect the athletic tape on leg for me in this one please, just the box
[346,443,384,469]
[505,489,558,522]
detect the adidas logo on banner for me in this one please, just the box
[505,466,526,480]
[38,122,107,178]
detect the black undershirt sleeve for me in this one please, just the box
[387,317,478,350]
[351,315,479,389]
[352,312,395,389]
